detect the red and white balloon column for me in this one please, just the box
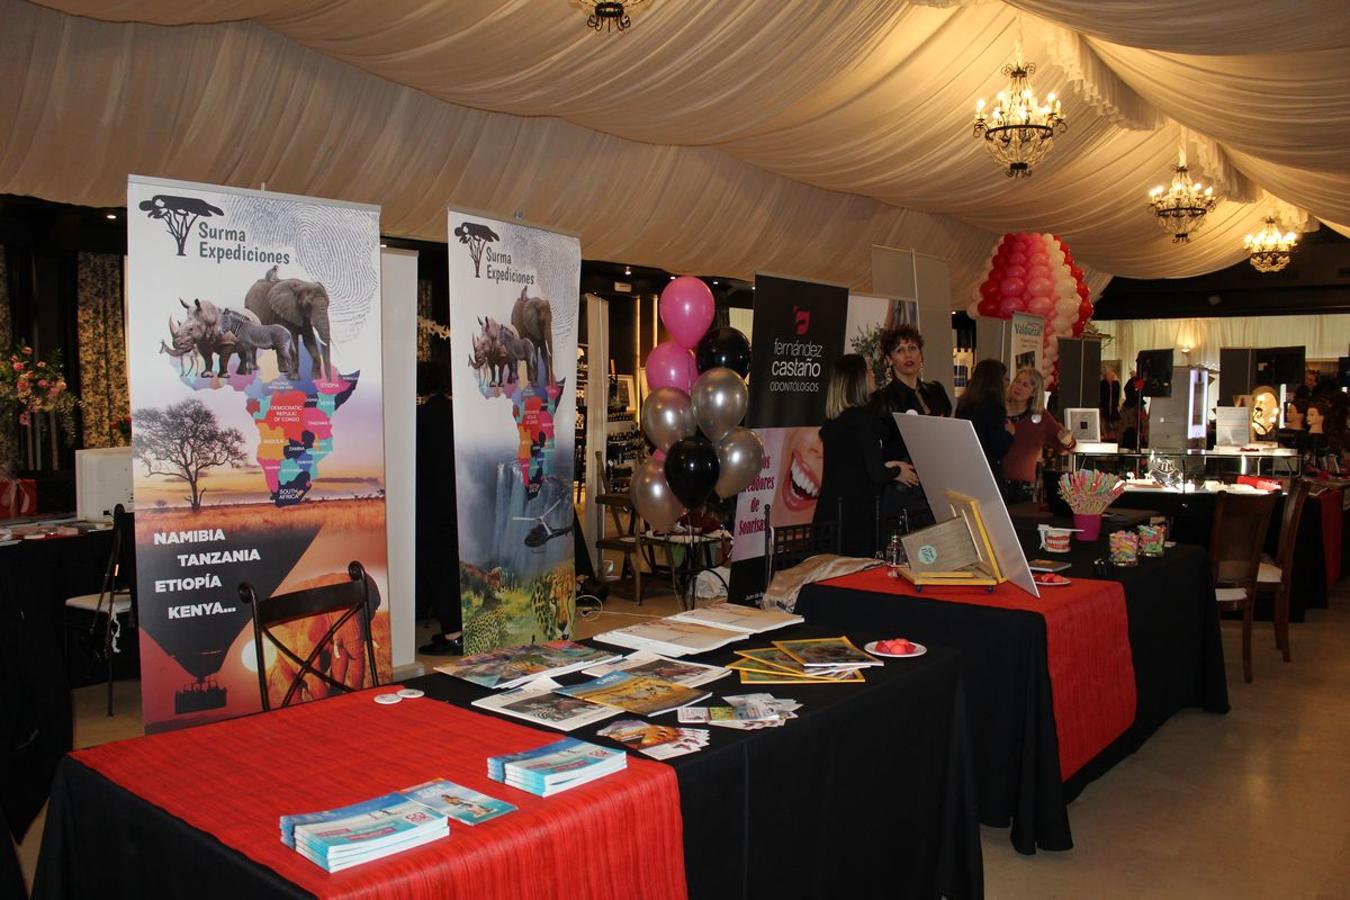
[967,233,1094,388]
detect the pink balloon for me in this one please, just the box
[645,340,699,393]
[1009,251,1028,266]
[998,296,1021,317]
[1004,263,1027,279]
[1027,296,1053,317]
[1000,276,1026,297]
[1027,276,1051,296]
[660,277,715,350]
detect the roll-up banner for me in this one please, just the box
[447,210,581,654]
[729,284,919,604]
[127,176,388,732]
[1010,311,1044,375]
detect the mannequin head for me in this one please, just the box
[1250,387,1279,437]
[1307,400,1328,434]
[1286,399,1308,431]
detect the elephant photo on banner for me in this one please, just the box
[245,265,334,381]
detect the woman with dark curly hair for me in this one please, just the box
[870,324,950,530]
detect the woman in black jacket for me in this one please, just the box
[870,324,949,529]
[815,354,916,556]
[956,359,1015,485]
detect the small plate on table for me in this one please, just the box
[1033,573,1073,588]
[864,640,927,659]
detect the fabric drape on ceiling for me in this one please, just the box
[1097,315,1350,375]
[75,252,129,449]
[11,0,1350,305]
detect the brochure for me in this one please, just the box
[580,650,731,687]
[471,678,619,731]
[592,619,746,658]
[488,737,628,797]
[597,719,710,760]
[554,671,710,717]
[434,640,620,690]
[773,636,881,669]
[666,602,803,634]
[398,779,516,826]
[286,793,448,872]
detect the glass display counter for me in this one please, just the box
[1064,442,1303,482]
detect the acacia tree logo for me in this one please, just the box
[138,194,225,256]
[453,222,500,277]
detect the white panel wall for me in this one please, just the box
[871,245,954,396]
[381,248,420,677]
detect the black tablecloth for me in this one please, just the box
[34,625,984,900]
[1113,491,1327,619]
[0,533,113,854]
[797,531,1227,856]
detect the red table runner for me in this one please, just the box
[1318,489,1343,589]
[818,568,1137,780]
[73,691,687,900]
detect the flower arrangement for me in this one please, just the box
[0,344,78,438]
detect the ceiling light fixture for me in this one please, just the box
[576,0,645,33]
[105,212,116,220]
[972,53,1065,178]
[624,265,632,276]
[1243,215,1298,273]
[1147,150,1216,243]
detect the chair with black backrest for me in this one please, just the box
[1255,480,1310,663]
[238,561,380,710]
[763,499,842,585]
[1209,491,1278,684]
[64,505,137,717]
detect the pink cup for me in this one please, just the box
[1073,512,1102,541]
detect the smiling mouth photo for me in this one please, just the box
[780,448,821,512]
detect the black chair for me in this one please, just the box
[63,505,136,717]
[238,561,380,710]
[763,499,842,585]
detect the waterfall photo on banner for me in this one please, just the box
[447,211,580,654]
[127,176,388,732]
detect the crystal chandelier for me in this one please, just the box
[972,60,1066,178]
[1243,215,1298,273]
[1147,151,1217,243]
[576,0,645,32]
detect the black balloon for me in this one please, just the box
[663,435,721,510]
[695,326,752,377]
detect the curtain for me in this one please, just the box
[1096,315,1350,374]
[0,249,12,475]
[76,252,129,448]
[416,278,433,363]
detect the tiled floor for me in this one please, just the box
[15,581,1350,898]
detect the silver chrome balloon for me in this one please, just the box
[714,426,765,498]
[691,367,749,442]
[629,457,685,532]
[640,387,696,452]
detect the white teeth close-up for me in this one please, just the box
[789,457,819,500]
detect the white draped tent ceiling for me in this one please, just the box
[4,0,1350,308]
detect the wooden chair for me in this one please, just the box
[763,499,842,585]
[238,561,380,711]
[1208,492,1278,683]
[64,506,136,717]
[1255,480,1310,663]
[593,449,644,604]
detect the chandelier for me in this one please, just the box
[1147,151,1217,243]
[1243,216,1298,273]
[972,60,1066,178]
[576,0,645,32]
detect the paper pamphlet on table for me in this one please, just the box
[435,640,621,690]
[773,636,881,669]
[592,619,746,657]
[666,602,803,634]
[487,737,627,797]
[281,792,449,872]
[679,694,802,728]
[580,650,731,686]
[470,678,619,731]
[597,720,711,759]
[398,779,516,826]
[894,413,1040,598]
[554,671,710,716]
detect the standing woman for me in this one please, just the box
[956,359,1015,485]
[872,324,950,529]
[1004,366,1075,502]
[816,354,916,556]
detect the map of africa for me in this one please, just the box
[243,373,359,506]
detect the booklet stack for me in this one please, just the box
[591,619,745,657]
[726,637,879,684]
[280,793,449,872]
[435,640,621,690]
[666,602,803,635]
[487,738,628,797]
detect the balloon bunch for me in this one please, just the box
[631,277,762,531]
[966,232,1094,388]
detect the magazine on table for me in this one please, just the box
[728,647,858,679]
[488,737,627,797]
[282,793,448,872]
[597,719,710,760]
[580,650,731,687]
[434,640,621,690]
[554,671,710,717]
[773,636,882,669]
[398,779,516,826]
[666,602,803,634]
[471,678,619,731]
[592,619,746,657]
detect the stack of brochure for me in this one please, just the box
[398,779,517,827]
[434,640,621,690]
[554,671,710,716]
[487,738,627,797]
[592,619,745,658]
[280,793,449,873]
[580,650,731,687]
[667,602,803,634]
[471,677,620,731]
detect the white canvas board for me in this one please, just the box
[1215,407,1252,449]
[1063,408,1101,443]
[894,414,1039,598]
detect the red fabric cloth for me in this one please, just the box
[73,691,687,900]
[819,567,1136,780]
[1319,489,1343,589]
